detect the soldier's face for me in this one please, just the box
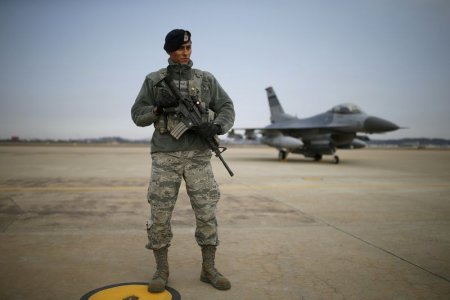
[169,42,192,64]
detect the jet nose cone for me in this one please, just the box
[364,117,399,133]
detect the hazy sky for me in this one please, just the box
[1,0,449,140]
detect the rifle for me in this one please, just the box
[158,76,234,177]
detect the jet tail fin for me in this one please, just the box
[266,87,295,123]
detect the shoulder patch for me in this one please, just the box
[147,68,167,83]
[192,68,204,79]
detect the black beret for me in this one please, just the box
[164,29,191,53]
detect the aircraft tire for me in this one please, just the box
[278,150,287,161]
[334,155,340,164]
[314,154,322,161]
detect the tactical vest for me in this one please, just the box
[154,68,214,138]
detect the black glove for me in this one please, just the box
[198,123,221,138]
[155,89,178,109]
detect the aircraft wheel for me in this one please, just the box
[334,155,340,164]
[314,154,322,161]
[278,150,288,161]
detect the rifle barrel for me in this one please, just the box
[216,151,234,176]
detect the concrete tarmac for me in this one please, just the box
[0,145,449,300]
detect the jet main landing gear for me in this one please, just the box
[314,154,323,161]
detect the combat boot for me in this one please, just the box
[148,246,169,293]
[200,245,231,290]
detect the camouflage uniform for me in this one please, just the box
[146,150,220,249]
[131,59,235,250]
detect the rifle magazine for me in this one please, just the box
[170,122,189,140]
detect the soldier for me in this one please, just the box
[131,29,235,293]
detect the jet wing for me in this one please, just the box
[265,123,354,131]
[235,122,358,135]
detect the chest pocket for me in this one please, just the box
[154,68,215,137]
[190,70,214,123]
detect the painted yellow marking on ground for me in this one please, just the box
[87,284,172,300]
[236,183,450,191]
[302,177,324,181]
[0,186,143,192]
[0,182,449,193]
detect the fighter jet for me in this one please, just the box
[237,87,400,163]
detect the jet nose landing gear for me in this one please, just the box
[334,155,340,164]
[278,150,288,161]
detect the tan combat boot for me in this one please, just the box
[148,247,169,293]
[200,245,231,290]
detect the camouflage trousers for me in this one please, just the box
[145,150,221,250]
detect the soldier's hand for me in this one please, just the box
[155,90,178,108]
[198,122,221,138]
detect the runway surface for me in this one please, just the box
[0,145,449,299]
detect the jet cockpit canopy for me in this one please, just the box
[329,103,363,114]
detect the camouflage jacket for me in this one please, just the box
[131,59,235,153]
